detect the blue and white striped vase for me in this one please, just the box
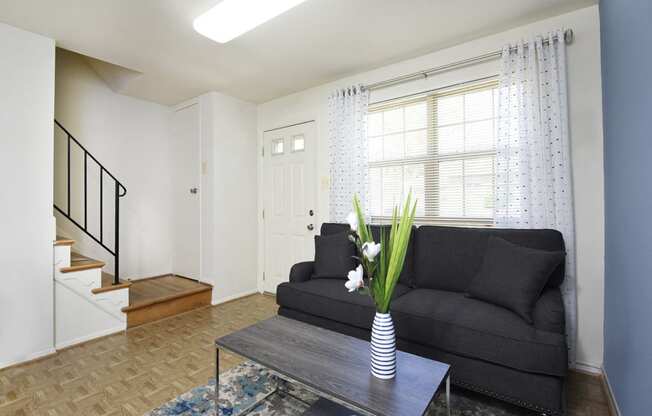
[370,311,397,379]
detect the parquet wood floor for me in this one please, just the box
[0,294,612,416]
[0,294,276,416]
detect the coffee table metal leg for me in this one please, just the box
[215,347,220,416]
[446,374,450,416]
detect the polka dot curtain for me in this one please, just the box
[328,85,370,222]
[495,30,577,365]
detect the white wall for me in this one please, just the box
[257,5,605,370]
[54,49,174,279]
[0,23,56,367]
[197,92,259,304]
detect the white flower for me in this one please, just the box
[345,265,364,292]
[362,241,381,262]
[346,212,359,232]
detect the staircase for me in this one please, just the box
[53,236,130,349]
[53,120,129,348]
[53,120,213,343]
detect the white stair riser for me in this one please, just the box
[54,245,71,269]
[56,268,102,292]
[55,282,126,349]
[52,241,128,350]
[54,277,128,319]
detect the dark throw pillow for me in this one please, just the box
[466,236,565,324]
[312,232,356,280]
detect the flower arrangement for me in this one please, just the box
[344,192,417,313]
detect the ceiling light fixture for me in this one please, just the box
[193,0,308,44]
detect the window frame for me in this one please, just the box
[367,79,498,227]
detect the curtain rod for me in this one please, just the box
[364,28,573,92]
[369,74,498,107]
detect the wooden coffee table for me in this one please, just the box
[215,316,451,416]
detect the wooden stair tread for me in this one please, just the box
[54,235,75,246]
[91,272,132,294]
[60,252,105,273]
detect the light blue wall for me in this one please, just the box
[600,0,652,414]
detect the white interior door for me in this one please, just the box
[263,122,317,293]
[171,103,200,280]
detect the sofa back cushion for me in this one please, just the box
[320,223,350,237]
[320,223,416,286]
[414,226,565,292]
[313,233,356,280]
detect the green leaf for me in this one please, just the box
[380,192,417,312]
[353,195,371,243]
[351,193,417,313]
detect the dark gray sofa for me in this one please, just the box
[277,223,568,415]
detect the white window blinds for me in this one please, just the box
[367,80,498,226]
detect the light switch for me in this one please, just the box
[320,176,330,191]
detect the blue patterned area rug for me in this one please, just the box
[144,361,533,416]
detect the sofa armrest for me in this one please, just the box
[289,261,314,283]
[533,288,566,334]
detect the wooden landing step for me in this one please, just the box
[60,252,105,273]
[122,275,212,328]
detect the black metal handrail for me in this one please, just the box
[54,120,126,285]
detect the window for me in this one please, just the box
[292,134,305,152]
[271,138,284,155]
[367,80,498,226]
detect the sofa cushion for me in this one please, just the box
[320,223,415,286]
[276,279,411,330]
[466,237,565,324]
[414,226,566,292]
[391,288,567,376]
[313,233,356,280]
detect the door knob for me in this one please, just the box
[190,188,198,194]
[307,224,314,231]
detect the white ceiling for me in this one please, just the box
[0,0,596,105]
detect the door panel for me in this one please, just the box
[171,103,200,280]
[263,122,316,293]
[291,163,305,216]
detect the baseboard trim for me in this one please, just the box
[0,347,57,370]
[212,289,260,306]
[601,366,622,416]
[55,325,125,350]
[571,361,602,375]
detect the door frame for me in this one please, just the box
[172,97,203,283]
[258,119,318,294]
